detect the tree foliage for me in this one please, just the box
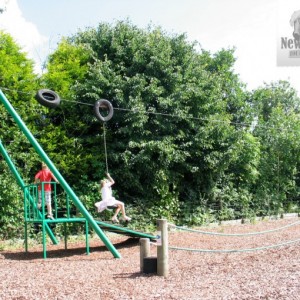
[1,22,300,239]
[250,82,300,214]
[41,21,260,222]
[0,31,41,237]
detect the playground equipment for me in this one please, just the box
[140,219,169,277]
[0,89,156,259]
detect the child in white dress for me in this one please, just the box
[95,173,131,223]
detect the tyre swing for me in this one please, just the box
[35,89,61,108]
[93,99,117,213]
[94,99,114,174]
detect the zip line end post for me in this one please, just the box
[157,219,169,277]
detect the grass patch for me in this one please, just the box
[0,238,25,251]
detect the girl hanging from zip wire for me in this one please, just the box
[95,173,131,223]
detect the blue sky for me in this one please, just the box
[1,0,300,94]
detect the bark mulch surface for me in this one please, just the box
[1,217,300,300]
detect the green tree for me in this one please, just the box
[251,81,300,214]
[0,31,41,238]
[42,21,251,223]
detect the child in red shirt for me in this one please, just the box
[34,162,59,219]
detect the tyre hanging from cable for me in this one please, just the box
[94,99,114,174]
[35,89,61,108]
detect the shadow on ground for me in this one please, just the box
[1,237,139,261]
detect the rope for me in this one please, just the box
[102,122,109,174]
[168,220,300,237]
[169,237,300,253]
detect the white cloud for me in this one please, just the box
[0,0,48,73]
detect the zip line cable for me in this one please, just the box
[0,86,299,134]
[61,98,94,107]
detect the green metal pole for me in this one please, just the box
[42,220,47,259]
[64,223,67,250]
[0,89,121,258]
[24,221,28,252]
[86,220,90,255]
[0,140,23,188]
[0,139,58,245]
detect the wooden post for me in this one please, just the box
[157,219,169,277]
[140,238,150,272]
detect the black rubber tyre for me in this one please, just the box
[94,99,114,122]
[35,89,61,108]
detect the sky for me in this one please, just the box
[0,0,300,94]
